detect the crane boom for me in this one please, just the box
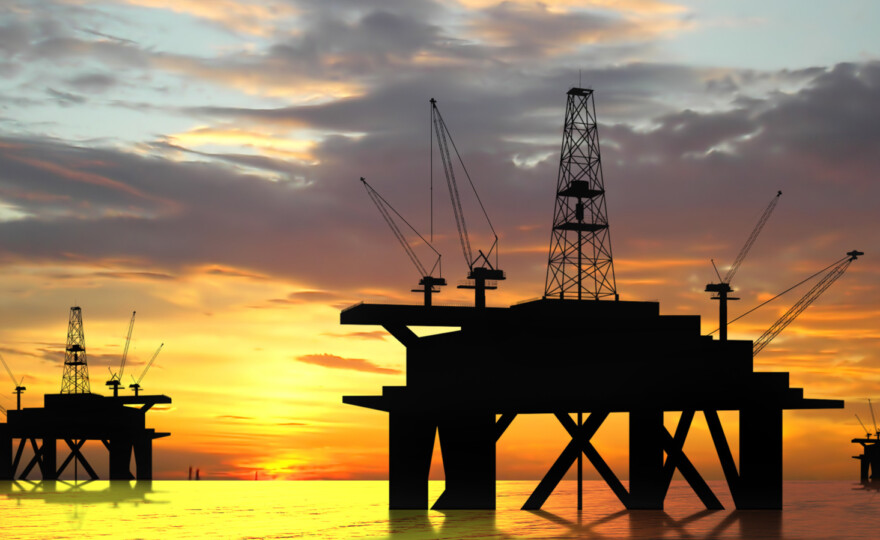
[137,343,164,385]
[724,191,782,284]
[870,398,878,435]
[0,352,19,386]
[431,99,473,269]
[361,178,441,279]
[753,250,862,356]
[430,99,499,271]
[856,414,870,437]
[118,311,136,379]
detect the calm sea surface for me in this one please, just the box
[1,480,878,539]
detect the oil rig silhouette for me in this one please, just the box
[344,88,860,510]
[0,307,170,481]
[852,400,879,481]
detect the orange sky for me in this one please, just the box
[1,0,879,487]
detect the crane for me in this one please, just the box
[856,414,872,439]
[361,177,446,306]
[0,352,25,410]
[870,398,879,438]
[430,98,504,308]
[706,191,782,340]
[107,311,136,397]
[751,250,862,356]
[129,343,163,397]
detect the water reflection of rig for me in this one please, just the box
[344,89,861,511]
[0,307,170,481]
[852,400,880,481]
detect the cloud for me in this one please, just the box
[46,88,87,106]
[2,61,879,302]
[294,353,401,375]
[65,73,118,93]
[321,331,387,341]
[123,0,299,36]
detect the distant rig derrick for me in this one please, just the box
[0,307,171,481]
[343,88,856,511]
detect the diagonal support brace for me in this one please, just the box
[523,411,618,509]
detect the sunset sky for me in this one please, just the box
[0,0,878,486]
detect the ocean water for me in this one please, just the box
[1,480,878,539]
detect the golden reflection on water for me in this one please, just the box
[0,480,878,539]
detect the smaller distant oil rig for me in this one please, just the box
[0,307,170,481]
[852,400,880,481]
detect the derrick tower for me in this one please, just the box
[544,88,617,300]
[60,306,90,394]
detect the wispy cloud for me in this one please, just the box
[294,353,400,375]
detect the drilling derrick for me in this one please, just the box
[60,306,90,394]
[544,88,617,300]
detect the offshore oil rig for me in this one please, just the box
[344,88,859,510]
[852,400,879,481]
[0,307,170,481]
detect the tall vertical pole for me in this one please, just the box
[544,89,617,300]
[577,411,583,509]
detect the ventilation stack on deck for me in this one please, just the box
[342,88,844,511]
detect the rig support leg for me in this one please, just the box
[433,411,496,509]
[738,407,782,509]
[110,435,134,480]
[389,411,435,509]
[0,426,10,480]
[134,432,154,480]
[629,410,665,509]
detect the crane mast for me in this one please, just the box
[361,177,446,306]
[753,250,862,356]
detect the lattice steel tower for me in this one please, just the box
[60,306,91,393]
[544,88,617,300]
